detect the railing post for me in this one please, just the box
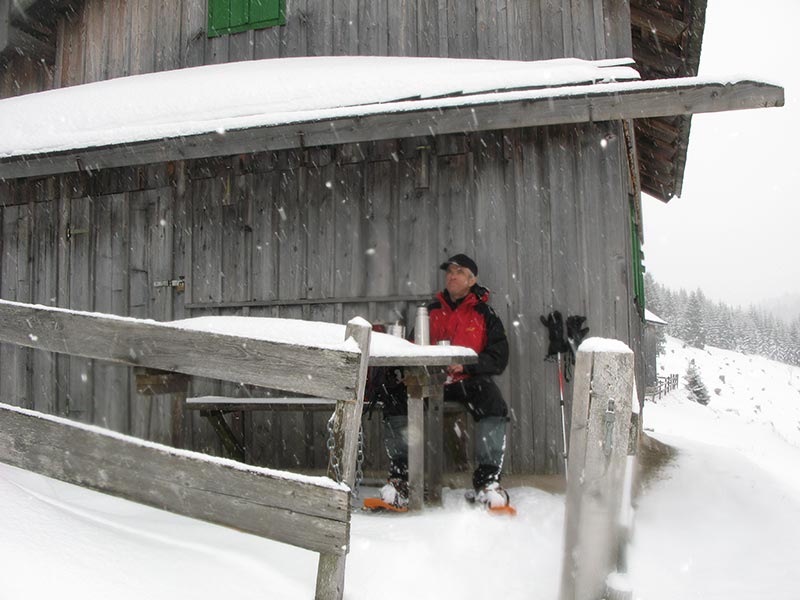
[560,339,635,600]
[315,318,371,600]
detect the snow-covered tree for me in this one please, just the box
[685,359,710,405]
[684,289,706,349]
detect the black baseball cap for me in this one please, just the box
[439,254,478,276]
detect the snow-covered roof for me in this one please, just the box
[0,56,639,158]
[0,56,782,181]
[645,309,668,326]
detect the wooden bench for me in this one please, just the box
[181,394,472,489]
[0,300,371,600]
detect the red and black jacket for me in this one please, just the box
[428,285,509,383]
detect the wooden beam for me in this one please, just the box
[0,299,360,400]
[6,25,55,63]
[0,79,784,180]
[631,5,687,45]
[0,0,9,53]
[0,402,350,555]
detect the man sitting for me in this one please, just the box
[376,253,511,510]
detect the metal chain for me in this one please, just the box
[326,413,366,497]
[326,413,341,483]
[353,424,365,498]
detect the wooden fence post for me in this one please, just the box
[560,339,635,600]
[315,318,371,600]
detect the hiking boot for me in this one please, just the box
[379,478,409,509]
[474,482,510,509]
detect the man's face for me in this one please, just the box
[445,264,476,300]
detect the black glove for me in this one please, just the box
[540,311,570,359]
[566,315,590,352]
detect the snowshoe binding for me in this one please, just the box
[466,482,517,516]
[363,478,409,513]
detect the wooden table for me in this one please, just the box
[369,348,478,512]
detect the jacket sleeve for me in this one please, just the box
[464,304,509,377]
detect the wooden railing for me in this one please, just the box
[0,299,369,600]
[645,374,679,400]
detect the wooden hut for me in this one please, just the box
[0,0,783,477]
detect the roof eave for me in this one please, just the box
[0,78,784,181]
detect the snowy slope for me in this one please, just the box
[2,335,800,599]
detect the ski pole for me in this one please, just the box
[557,352,569,478]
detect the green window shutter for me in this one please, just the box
[208,0,284,37]
[250,0,283,26]
[208,0,231,38]
[630,202,646,317]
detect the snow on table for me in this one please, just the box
[171,315,477,365]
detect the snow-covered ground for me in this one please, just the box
[2,335,800,599]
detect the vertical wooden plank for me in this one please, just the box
[181,0,207,67]
[476,0,498,59]
[31,199,59,415]
[333,162,365,298]
[508,0,535,60]
[55,182,71,416]
[357,0,388,55]
[396,148,435,298]
[155,0,183,71]
[281,0,308,57]
[171,161,190,321]
[569,0,597,59]
[128,190,151,439]
[149,187,176,443]
[221,175,250,303]
[534,127,557,473]
[93,193,130,433]
[332,0,359,55]
[436,150,473,257]
[363,159,395,297]
[306,157,336,300]
[603,0,632,59]
[106,0,130,78]
[307,0,334,56]
[129,0,155,75]
[251,169,280,301]
[190,178,224,303]
[0,203,31,408]
[416,0,439,57]
[540,0,565,60]
[387,0,417,56]
[82,0,108,83]
[276,161,306,301]
[59,10,86,87]
[67,196,94,422]
[447,0,477,58]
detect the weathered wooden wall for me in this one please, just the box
[0,0,632,97]
[0,122,641,476]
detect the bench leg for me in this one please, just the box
[202,410,245,462]
[425,385,444,506]
[407,386,425,512]
[315,553,345,600]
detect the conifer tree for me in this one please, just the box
[685,359,710,405]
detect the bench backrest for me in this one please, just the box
[0,402,350,555]
[0,299,361,400]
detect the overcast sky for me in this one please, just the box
[641,0,800,308]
